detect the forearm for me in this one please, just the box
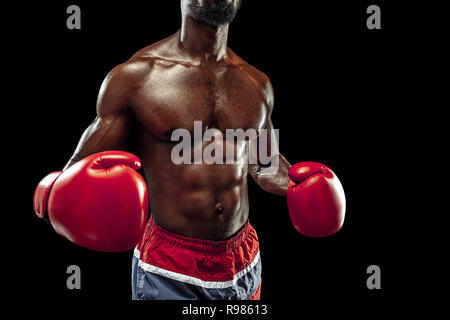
[250,154,291,197]
[63,118,102,170]
[63,115,130,171]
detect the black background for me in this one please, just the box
[7,0,438,315]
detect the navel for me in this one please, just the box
[215,202,225,215]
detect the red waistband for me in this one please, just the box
[138,216,257,255]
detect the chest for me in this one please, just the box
[131,64,269,140]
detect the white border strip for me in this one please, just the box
[134,248,260,289]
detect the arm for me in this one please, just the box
[249,118,291,197]
[247,76,346,237]
[249,79,291,197]
[34,62,149,249]
[63,63,137,170]
[248,78,346,237]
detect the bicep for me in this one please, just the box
[70,112,131,160]
[248,79,278,175]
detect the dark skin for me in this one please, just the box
[64,0,291,241]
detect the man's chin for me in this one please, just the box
[189,1,241,26]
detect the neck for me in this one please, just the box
[179,16,229,62]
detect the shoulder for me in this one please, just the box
[227,49,274,106]
[127,32,190,67]
[235,59,274,109]
[104,34,179,87]
[104,58,151,88]
[98,55,159,106]
[96,58,154,115]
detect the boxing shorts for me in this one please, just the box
[131,216,262,300]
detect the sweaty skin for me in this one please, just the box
[64,2,291,241]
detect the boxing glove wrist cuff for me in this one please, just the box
[33,171,63,219]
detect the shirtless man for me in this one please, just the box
[34,0,345,300]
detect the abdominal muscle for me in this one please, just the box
[139,137,251,241]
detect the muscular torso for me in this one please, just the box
[73,32,273,241]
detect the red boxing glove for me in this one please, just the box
[287,162,346,238]
[33,151,149,252]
